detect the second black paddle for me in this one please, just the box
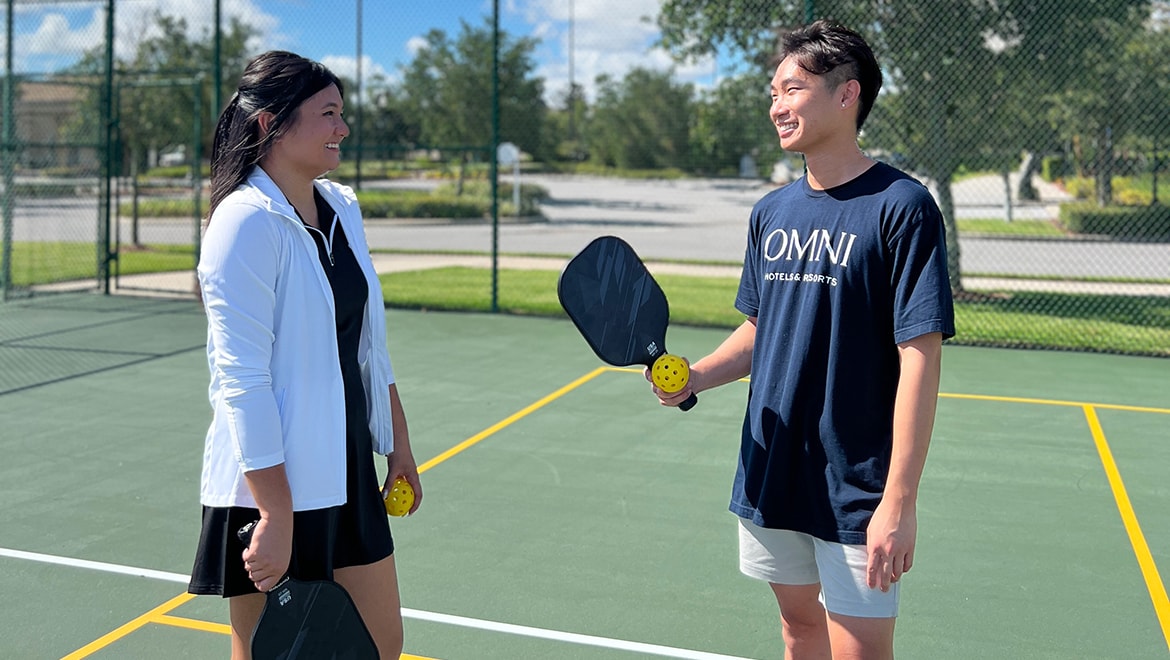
[237,521,377,660]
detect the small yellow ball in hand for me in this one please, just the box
[651,354,690,393]
[384,477,415,517]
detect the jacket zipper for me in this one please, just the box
[302,212,339,266]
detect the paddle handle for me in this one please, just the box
[237,521,258,546]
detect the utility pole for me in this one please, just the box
[355,0,363,191]
[568,0,576,143]
[213,0,221,115]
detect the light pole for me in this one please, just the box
[355,0,363,191]
[568,0,575,142]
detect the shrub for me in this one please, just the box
[356,190,486,219]
[1041,156,1072,182]
[1063,177,1094,200]
[1059,202,1170,241]
[1114,187,1153,206]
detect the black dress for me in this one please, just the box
[189,189,394,598]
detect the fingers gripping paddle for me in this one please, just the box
[558,235,697,411]
[237,522,377,660]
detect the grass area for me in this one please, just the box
[380,267,1170,357]
[380,267,743,327]
[5,242,194,286]
[964,272,1170,285]
[118,180,545,219]
[956,218,1068,237]
[7,242,1167,356]
[954,290,1170,355]
[117,197,208,218]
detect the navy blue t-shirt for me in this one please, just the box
[731,161,955,545]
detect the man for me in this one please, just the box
[651,20,954,659]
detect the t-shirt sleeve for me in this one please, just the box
[735,208,763,318]
[887,193,956,343]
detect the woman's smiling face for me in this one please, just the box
[270,83,349,178]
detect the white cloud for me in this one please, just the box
[319,54,399,100]
[18,11,103,56]
[405,36,429,57]
[3,6,104,71]
[321,55,389,82]
[2,0,284,72]
[114,0,283,58]
[513,0,716,103]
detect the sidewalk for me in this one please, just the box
[65,252,1169,299]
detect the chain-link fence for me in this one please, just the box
[1,1,106,296]
[1,0,1167,355]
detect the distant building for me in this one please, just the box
[4,79,99,172]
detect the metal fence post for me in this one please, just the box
[1,0,14,301]
[490,0,500,313]
[99,0,115,294]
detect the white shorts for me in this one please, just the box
[738,518,899,618]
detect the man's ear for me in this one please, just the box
[840,79,862,109]
[256,111,276,137]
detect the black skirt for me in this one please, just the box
[187,429,395,598]
[189,201,394,598]
[187,481,393,597]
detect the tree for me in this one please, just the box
[996,1,1150,207]
[544,82,588,162]
[122,13,255,170]
[64,12,256,174]
[690,72,783,177]
[398,18,547,187]
[588,68,693,170]
[360,72,422,161]
[1115,24,1170,203]
[656,0,1151,293]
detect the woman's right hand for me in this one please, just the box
[241,516,293,592]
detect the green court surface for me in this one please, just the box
[1,294,1167,659]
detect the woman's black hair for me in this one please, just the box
[778,20,882,132]
[208,51,343,219]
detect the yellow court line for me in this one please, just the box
[1083,405,1170,654]
[123,610,440,660]
[607,365,752,383]
[59,372,1168,658]
[60,592,195,659]
[416,366,609,474]
[941,392,1170,415]
[605,368,1170,647]
[151,618,437,660]
[58,368,608,659]
[608,369,1170,415]
[152,614,231,635]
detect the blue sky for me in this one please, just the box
[7,0,735,103]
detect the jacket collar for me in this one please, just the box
[245,166,298,221]
[244,165,347,222]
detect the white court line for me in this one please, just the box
[0,547,754,660]
[400,609,752,660]
[0,547,190,583]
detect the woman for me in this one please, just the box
[187,50,421,660]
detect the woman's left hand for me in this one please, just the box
[385,449,422,515]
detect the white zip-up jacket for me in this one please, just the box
[197,166,395,510]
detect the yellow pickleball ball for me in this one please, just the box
[651,354,689,393]
[384,477,415,517]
